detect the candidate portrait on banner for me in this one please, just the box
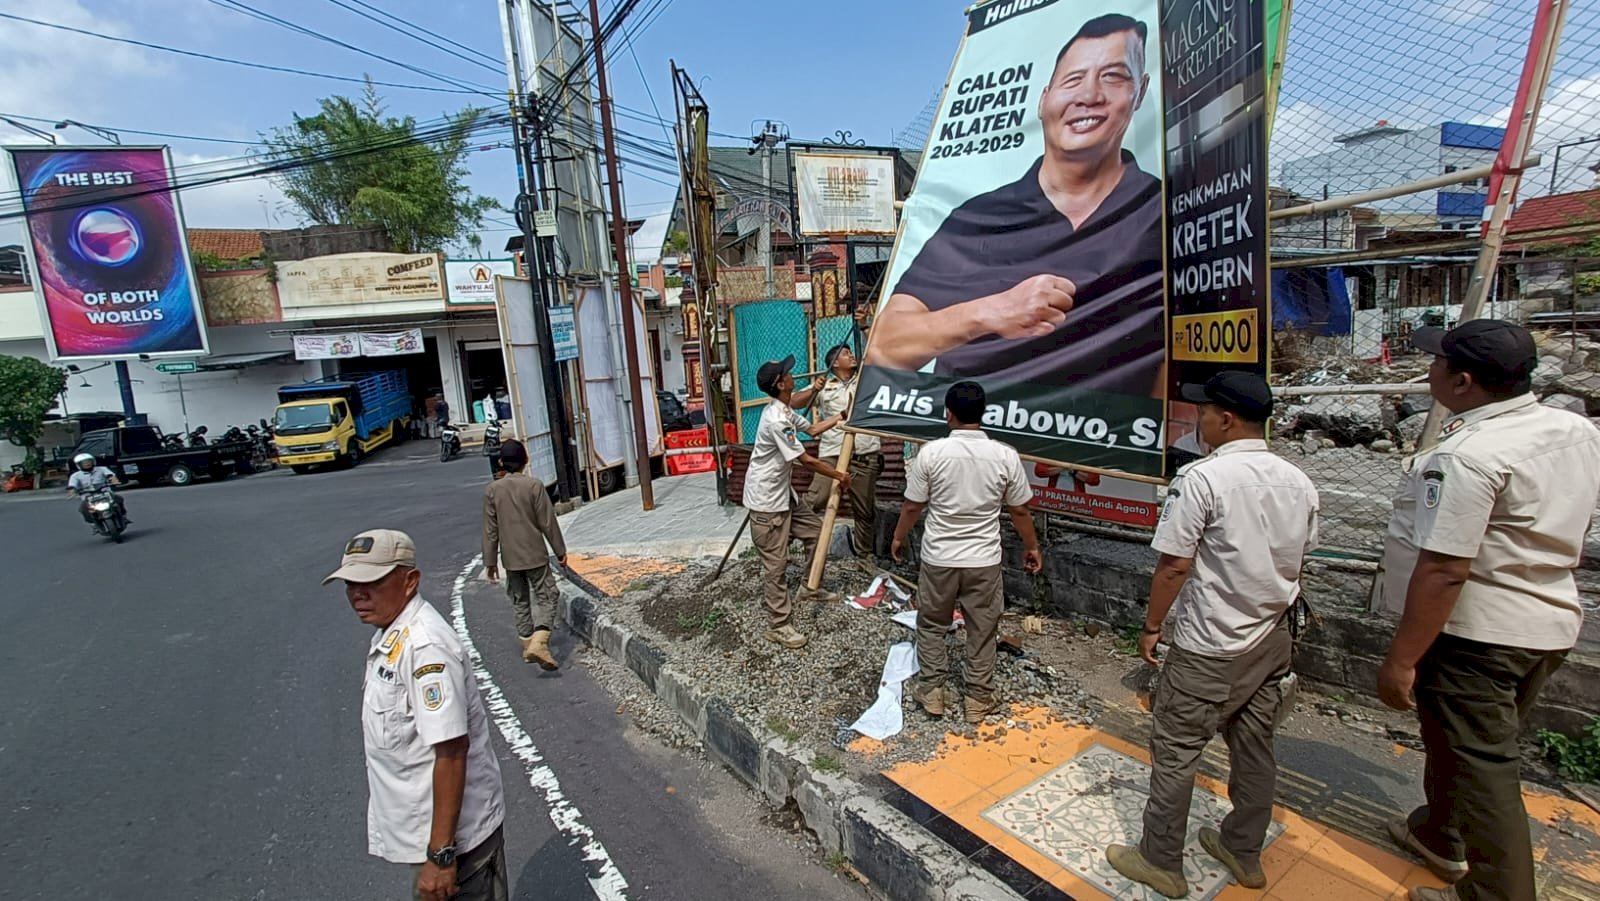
[853,1,1167,478]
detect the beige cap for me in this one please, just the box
[323,529,417,585]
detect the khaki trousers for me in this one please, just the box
[749,503,822,628]
[1409,634,1567,901]
[506,566,559,638]
[803,452,883,556]
[914,563,1004,703]
[1139,621,1292,872]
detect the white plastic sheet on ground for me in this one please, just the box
[848,641,919,741]
[848,574,912,611]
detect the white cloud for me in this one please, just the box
[628,211,670,266]
[1270,101,1344,172]
[0,0,165,123]
[1473,73,1600,195]
[169,152,296,229]
[1437,0,1496,26]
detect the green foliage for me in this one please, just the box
[0,356,68,461]
[191,249,258,273]
[765,716,801,743]
[1539,719,1600,782]
[1575,271,1600,296]
[675,606,727,634]
[665,229,691,255]
[812,753,843,774]
[262,81,498,253]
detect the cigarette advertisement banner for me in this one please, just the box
[275,252,444,309]
[794,153,898,236]
[1160,0,1271,464]
[853,0,1168,479]
[445,259,516,305]
[7,146,208,361]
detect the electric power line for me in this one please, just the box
[318,0,506,75]
[0,11,484,96]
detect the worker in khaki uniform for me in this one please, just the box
[743,354,851,649]
[1108,371,1319,899]
[482,439,568,670]
[1377,321,1600,901]
[327,529,508,901]
[891,381,1043,724]
[799,344,883,557]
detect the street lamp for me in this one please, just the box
[0,116,56,143]
[1549,135,1600,193]
[53,119,121,144]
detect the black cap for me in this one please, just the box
[1410,320,1537,382]
[756,354,795,397]
[1179,370,1274,422]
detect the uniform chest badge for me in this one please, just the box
[384,628,409,666]
[378,629,400,653]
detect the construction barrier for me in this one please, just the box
[663,424,736,476]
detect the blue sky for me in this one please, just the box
[0,0,969,255]
[1,0,1597,258]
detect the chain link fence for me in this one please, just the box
[1266,0,1600,553]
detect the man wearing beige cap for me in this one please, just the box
[326,529,508,901]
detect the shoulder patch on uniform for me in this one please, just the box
[413,662,445,680]
[1423,467,1444,509]
[421,681,444,710]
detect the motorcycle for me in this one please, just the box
[186,426,209,447]
[245,422,276,471]
[83,486,128,543]
[439,422,462,463]
[483,417,504,477]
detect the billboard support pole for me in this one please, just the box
[114,362,137,419]
[805,432,854,591]
[588,0,654,511]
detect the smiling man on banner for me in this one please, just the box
[865,13,1163,399]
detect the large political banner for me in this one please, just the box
[7,146,208,361]
[1160,0,1271,467]
[853,0,1168,478]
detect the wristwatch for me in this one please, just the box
[427,845,457,867]
[1142,625,1163,636]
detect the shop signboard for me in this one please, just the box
[293,333,360,360]
[794,152,898,236]
[6,145,209,361]
[445,259,516,305]
[847,0,1269,527]
[275,252,444,309]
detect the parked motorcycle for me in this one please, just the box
[84,486,128,543]
[439,422,462,462]
[483,417,505,476]
[245,422,275,471]
[186,426,209,447]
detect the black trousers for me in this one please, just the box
[1408,633,1567,901]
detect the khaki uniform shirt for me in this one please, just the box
[1151,439,1320,658]
[813,375,880,459]
[362,596,505,862]
[1382,395,1600,651]
[483,472,567,570]
[904,429,1032,568]
[743,400,809,513]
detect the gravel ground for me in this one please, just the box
[577,645,703,754]
[595,554,1098,776]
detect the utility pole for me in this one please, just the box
[588,0,655,511]
[498,0,579,500]
[751,121,787,298]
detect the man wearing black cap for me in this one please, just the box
[1108,371,1319,898]
[801,343,883,557]
[1378,320,1600,901]
[743,354,853,649]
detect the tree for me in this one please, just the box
[665,229,691,255]
[262,82,498,254]
[0,355,67,472]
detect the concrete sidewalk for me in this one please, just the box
[559,471,752,560]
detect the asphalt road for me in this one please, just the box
[0,446,860,901]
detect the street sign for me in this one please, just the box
[549,305,578,362]
[156,361,197,374]
[533,210,558,237]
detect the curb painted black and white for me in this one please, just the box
[553,575,1022,901]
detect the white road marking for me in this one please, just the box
[450,555,630,900]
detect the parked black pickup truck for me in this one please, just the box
[71,426,254,487]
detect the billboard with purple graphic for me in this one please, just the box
[6,146,208,361]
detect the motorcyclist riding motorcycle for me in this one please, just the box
[67,453,127,525]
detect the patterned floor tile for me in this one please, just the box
[982,743,1284,901]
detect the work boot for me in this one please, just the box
[766,625,808,649]
[1387,819,1467,883]
[912,685,946,717]
[522,630,559,670]
[1198,827,1266,889]
[1409,887,1460,901]
[1105,845,1188,898]
[797,587,841,605]
[963,695,998,725]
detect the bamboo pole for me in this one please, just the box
[805,432,854,591]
